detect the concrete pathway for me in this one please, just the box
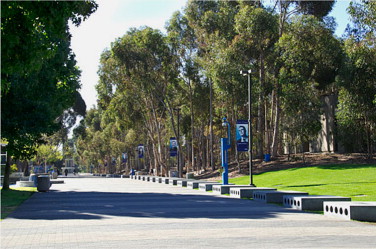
[1,177,375,248]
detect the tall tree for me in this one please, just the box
[95,27,180,175]
[167,11,201,172]
[235,5,279,157]
[277,15,342,154]
[1,1,97,189]
[336,0,376,156]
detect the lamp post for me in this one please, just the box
[209,79,214,171]
[173,108,181,178]
[240,69,255,187]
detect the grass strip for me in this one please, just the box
[229,164,376,201]
[1,187,37,220]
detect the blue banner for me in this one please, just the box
[169,137,178,157]
[122,152,127,163]
[138,144,144,158]
[236,120,249,152]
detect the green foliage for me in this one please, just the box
[276,15,342,146]
[296,0,335,19]
[1,1,98,93]
[74,0,375,175]
[80,27,183,174]
[1,1,97,160]
[10,164,18,173]
[235,5,278,51]
[277,15,342,90]
[32,144,63,165]
[336,0,376,155]
[347,0,376,40]
[1,1,97,189]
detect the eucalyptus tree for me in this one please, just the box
[94,27,180,175]
[74,108,108,173]
[235,5,279,157]
[166,10,201,172]
[1,1,97,189]
[167,9,222,172]
[336,0,376,156]
[183,0,263,168]
[277,15,342,154]
[262,0,336,156]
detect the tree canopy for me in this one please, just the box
[1,1,98,189]
[4,0,374,179]
[72,0,376,176]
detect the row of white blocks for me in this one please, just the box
[129,175,376,222]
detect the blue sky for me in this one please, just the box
[70,0,352,109]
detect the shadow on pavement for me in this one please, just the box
[8,191,299,220]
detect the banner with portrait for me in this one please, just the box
[169,137,178,157]
[236,120,249,152]
[138,144,144,158]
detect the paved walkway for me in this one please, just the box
[1,177,376,248]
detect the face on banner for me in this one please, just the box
[236,125,248,143]
[170,140,177,151]
[170,137,177,157]
[236,120,249,152]
[236,124,248,143]
[138,145,144,158]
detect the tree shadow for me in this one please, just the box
[314,164,376,170]
[285,181,375,188]
[286,184,327,188]
[7,190,299,220]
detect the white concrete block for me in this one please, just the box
[230,187,276,199]
[324,201,376,222]
[253,190,308,203]
[212,185,258,195]
[187,181,218,189]
[198,182,223,191]
[283,195,351,211]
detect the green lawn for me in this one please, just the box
[1,187,37,220]
[229,164,376,201]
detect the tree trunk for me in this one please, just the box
[271,80,281,157]
[257,52,265,158]
[270,0,290,158]
[366,121,372,159]
[189,80,195,173]
[149,97,167,176]
[2,156,11,190]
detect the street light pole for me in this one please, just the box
[209,79,214,171]
[241,69,255,187]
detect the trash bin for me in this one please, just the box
[264,154,271,162]
[37,175,51,192]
